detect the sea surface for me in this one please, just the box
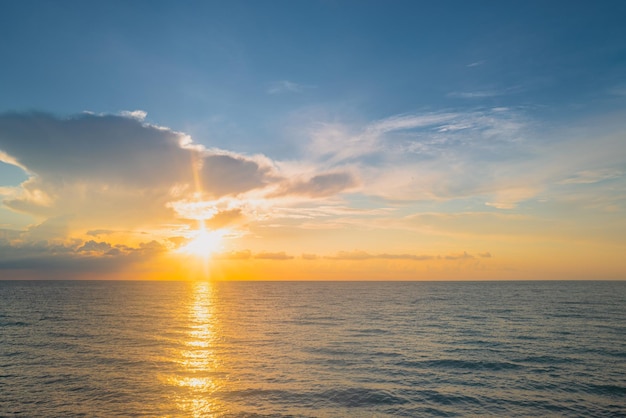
[1,280,625,417]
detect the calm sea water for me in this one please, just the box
[1,280,624,417]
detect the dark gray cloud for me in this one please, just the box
[86,229,116,237]
[77,240,113,253]
[0,239,165,278]
[0,112,188,186]
[201,154,277,198]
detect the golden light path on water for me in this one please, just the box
[169,282,225,417]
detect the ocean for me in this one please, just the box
[1,280,624,417]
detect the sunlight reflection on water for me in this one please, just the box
[169,281,224,417]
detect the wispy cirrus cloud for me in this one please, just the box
[466,60,486,68]
[447,85,524,99]
[267,80,315,94]
[305,108,527,167]
[558,169,622,185]
[301,106,626,212]
[448,90,503,99]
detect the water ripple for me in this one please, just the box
[1,280,625,417]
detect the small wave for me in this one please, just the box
[320,387,408,407]
[304,346,360,357]
[0,320,29,327]
[418,389,483,407]
[1,351,23,357]
[513,355,577,364]
[396,358,522,371]
[347,328,390,335]
[223,387,407,408]
[585,383,626,396]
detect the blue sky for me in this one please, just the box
[1,1,625,279]
[2,1,625,153]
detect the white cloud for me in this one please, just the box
[447,85,523,99]
[466,60,485,67]
[119,110,147,120]
[367,113,458,134]
[448,90,502,99]
[267,80,313,94]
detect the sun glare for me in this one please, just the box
[178,228,225,258]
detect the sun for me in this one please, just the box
[178,228,225,258]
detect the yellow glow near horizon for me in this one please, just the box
[178,228,225,259]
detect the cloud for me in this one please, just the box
[466,60,486,68]
[201,153,280,198]
[447,86,523,99]
[2,108,625,278]
[305,108,527,172]
[305,112,461,164]
[367,113,458,134]
[0,111,281,232]
[254,251,294,260]
[331,107,626,210]
[271,171,358,197]
[204,209,245,228]
[326,250,435,261]
[0,238,165,278]
[444,251,474,260]
[86,229,115,237]
[119,110,147,120]
[23,216,71,241]
[558,169,622,185]
[267,80,314,94]
[448,90,503,99]
[349,109,533,202]
[485,187,539,209]
[77,240,113,253]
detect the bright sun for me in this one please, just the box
[178,228,225,258]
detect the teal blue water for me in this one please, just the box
[1,281,625,417]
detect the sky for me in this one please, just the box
[1,0,625,280]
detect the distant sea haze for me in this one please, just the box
[1,280,625,417]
